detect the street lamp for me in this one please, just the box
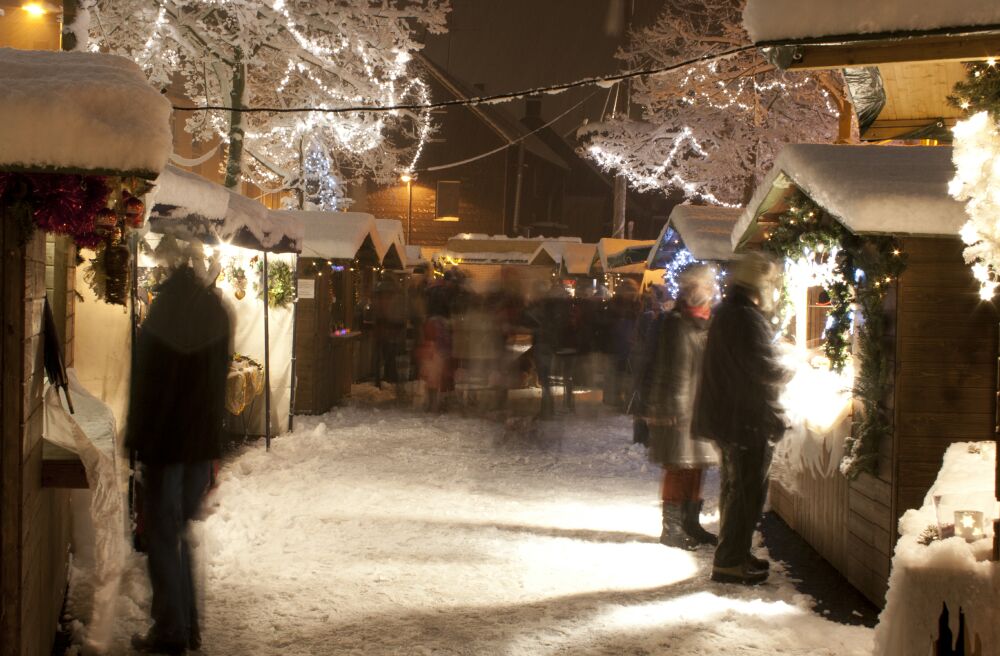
[401,173,414,243]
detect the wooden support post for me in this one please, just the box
[263,252,271,451]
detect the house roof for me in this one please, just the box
[275,211,383,261]
[732,144,967,249]
[595,238,655,271]
[561,243,599,275]
[0,48,172,176]
[417,54,570,170]
[150,165,303,254]
[668,205,741,262]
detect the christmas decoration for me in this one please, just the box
[124,194,146,227]
[83,236,131,306]
[947,60,1000,119]
[578,0,848,206]
[84,0,448,193]
[252,257,296,308]
[225,261,249,300]
[0,172,111,247]
[763,191,906,478]
[949,111,1000,301]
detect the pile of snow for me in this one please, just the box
[743,0,1000,43]
[0,48,171,175]
[875,442,998,655]
[374,218,408,269]
[108,399,873,654]
[668,205,741,262]
[733,145,968,248]
[150,166,303,253]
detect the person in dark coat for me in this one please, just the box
[127,263,232,654]
[692,253,788,585]
[643,265,719,550]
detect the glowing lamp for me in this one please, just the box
[400,173,413,183]
[433,216,460,222]
[22,2,46,16]
[955,510,985,542]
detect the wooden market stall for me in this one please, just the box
[641,204,741,294]
[147,165,304,443]
[437,234,579,297]
[0,49,172,655]
[732,143,997,607]
[280,211,384,413]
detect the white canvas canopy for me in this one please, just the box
[667,205,741,262]
[742,0,1000,43]
[0,49,172,175]
[732,144,967,249]
[277,210,383,262]
[150,166,303,253]
[374,218,407,270]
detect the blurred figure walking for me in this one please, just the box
[693,253,789,585]
[126,263,232,654]
[642,266,718,550]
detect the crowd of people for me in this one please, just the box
[126,252,790,653]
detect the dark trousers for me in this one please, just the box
[143,461,211,644]
[714,442,773,568]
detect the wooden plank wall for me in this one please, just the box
[894,237,998,518]
[1,227,73,656]
[770,467,850,577]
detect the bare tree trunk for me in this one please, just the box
[612,175,627,238]
[223,48,246,189]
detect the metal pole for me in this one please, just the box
[406,181,413,244]
[512,142,526,236]
[263,251,272,451]
[287,254,298,433]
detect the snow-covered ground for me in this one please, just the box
[108,388,873,655]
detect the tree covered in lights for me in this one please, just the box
[579,0,849,207]
[81,0,449,207]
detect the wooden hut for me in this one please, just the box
[281,211,384,413]
[0,49,172,655]
[375,218,408,272]
[732,143,996,607]
[146,165,304,440]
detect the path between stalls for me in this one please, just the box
[111,388,874,655]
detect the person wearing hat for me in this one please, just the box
[642,264,719,549]
[693,252,789,584]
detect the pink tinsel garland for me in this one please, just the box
[0,172,111,248]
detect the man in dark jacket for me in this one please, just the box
[693,253,787,585]
[127,264,231,654]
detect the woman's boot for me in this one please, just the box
[682,499,718,546]
[661,502,699,550]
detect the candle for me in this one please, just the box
[954,510,985,542]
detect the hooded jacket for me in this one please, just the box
[692,285,788,449]
[126,267,232,464]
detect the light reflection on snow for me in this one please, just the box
[601,591,802,629]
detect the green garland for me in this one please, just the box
[948,61,1000,120]
[763,192,907,478]
[252,258,296,308]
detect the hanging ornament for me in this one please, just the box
[124,195,145,228]
[234,288,246,300]
[94,207,118,229]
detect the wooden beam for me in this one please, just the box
[784,34,1000,70]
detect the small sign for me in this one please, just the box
[297,279,315,299]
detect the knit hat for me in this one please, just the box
[677,263,717,307]
[728,252,778,295]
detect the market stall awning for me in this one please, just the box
[278,210,383,262]
[374,218,407,270]
[149,166,303,254]
[732,144,967,249]
[743,0,1000,69]
[444,234,581,266]
[0,49,172,177]
[667,205,741,262]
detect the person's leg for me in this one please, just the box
[141,463,188,648]
[181,462,212,649]
[713,443,769,583]
[660,467,698,550]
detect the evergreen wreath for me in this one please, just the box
[252,257,296,308]
[763,191,907,478]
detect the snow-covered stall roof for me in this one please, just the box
[444,235,581,266]
[149,166,303,254]
[561,243,599,275]
[0,49,172,176]
[405,245,429,269]
[669,205,741,262]
[374,218,407,269]
[743,0,1000,43]
[277,210,383,261]
[732,145,967,249]
[529,240,583,267]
